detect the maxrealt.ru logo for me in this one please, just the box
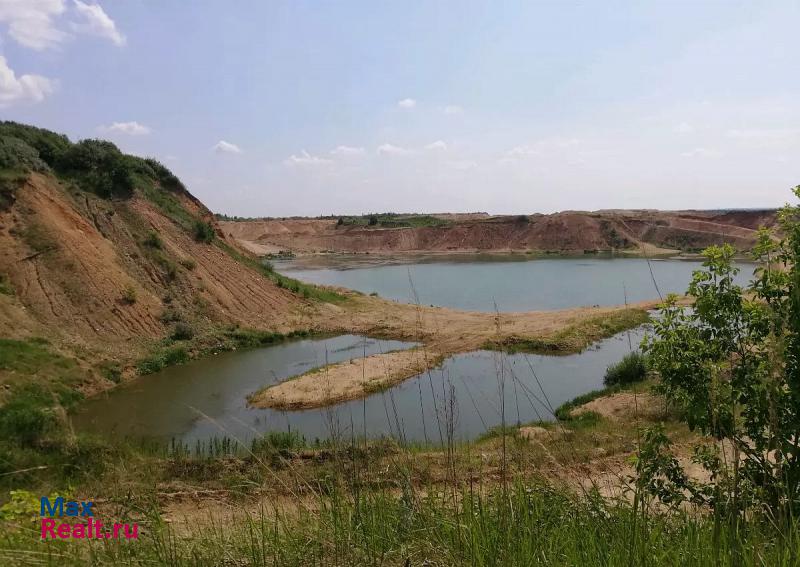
[40,497,138,540]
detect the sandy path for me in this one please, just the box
[249,349,444,409]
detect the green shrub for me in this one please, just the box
[0,121,70,167]
[179,258,196,270]
[143,231,163,249]
[171,322,194,341]
[251,431,305,454]
[193,220,215,243]
[144,157,186,193]
[0,136,50,172]
[121,285,137,304]
[0,385,57,447]
[604,351,647,386]
[136,346,189,375]
[99,362,122,383]
[0,273,13,296]
[0,171,27,212]
[159,308,181,324]
[56,139,136,199]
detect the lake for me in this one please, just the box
[74,328,647,444]
[275,254,755,312]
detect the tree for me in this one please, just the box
[641,187,800,519]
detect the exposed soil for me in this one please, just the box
[572,392,662,421]
[249,348,444,409]
[221,209,776,256]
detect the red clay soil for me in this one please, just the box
[0,174,303,359]
[220,209,776,256]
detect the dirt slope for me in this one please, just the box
[0,173,302,361]
[222,209,776,255]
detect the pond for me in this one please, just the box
[73,328,648,444]
[276,254,755,312]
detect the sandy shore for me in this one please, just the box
[252,293,657,408]
[249,348,444,409]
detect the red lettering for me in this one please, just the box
[57,524,71,538]
[113,524,121,538]
[41,518,56,539]
[94,521,104,538]
[124,524,139,539]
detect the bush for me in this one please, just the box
[121,285,137,305]
[56,139,136,199]
[0,385,57,447]
[368,215,378,226]
[171,322,194,341]
[0,273,13,296]
[193,220,215,243]
[159,308,181,324]
[0,121,70,167]
[179,258,196,270]
[143,231,163,249]
[136,346,189,374]
[0,136,50,172]
[144,157,186,193]
[604,351,647,386]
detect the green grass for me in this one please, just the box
[19,221,58,254]
[0,338,84,395]
[139,182,197,230]
[485,308,650,354]
[0,274,13,296]
[1,478,797,566]
[135,345,190,375]
[215,239,345,303]
[605,351,648,386]
[337,212,452,228]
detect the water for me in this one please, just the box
[74,328,648,444]
[277,255,755,312]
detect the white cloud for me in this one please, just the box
[501,138,582,162]
[284,150,332,167]
[446,160,477,171]
[71,0,124,46]
[681,147,723,158]
[330,145,366,157]
[505,145,540,158]
[213,140,242,154]
[397,98,416,109]
[424,140,447,151]
[0,0,68,50]
[0,55,55,106]
[674,122,694,134]
[99,121,150,135]
[726,128,799,148]
[377,143,413,156]
[444,105,463,115]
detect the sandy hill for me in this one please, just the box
[222,209,777,256]
[0,122,314,392]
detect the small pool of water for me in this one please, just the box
[276,255,754,312]
[73,328,648,444]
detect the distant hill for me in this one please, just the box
[221,208,777,256]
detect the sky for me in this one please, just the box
[0,1,798,217]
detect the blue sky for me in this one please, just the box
[1,1,798,216]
